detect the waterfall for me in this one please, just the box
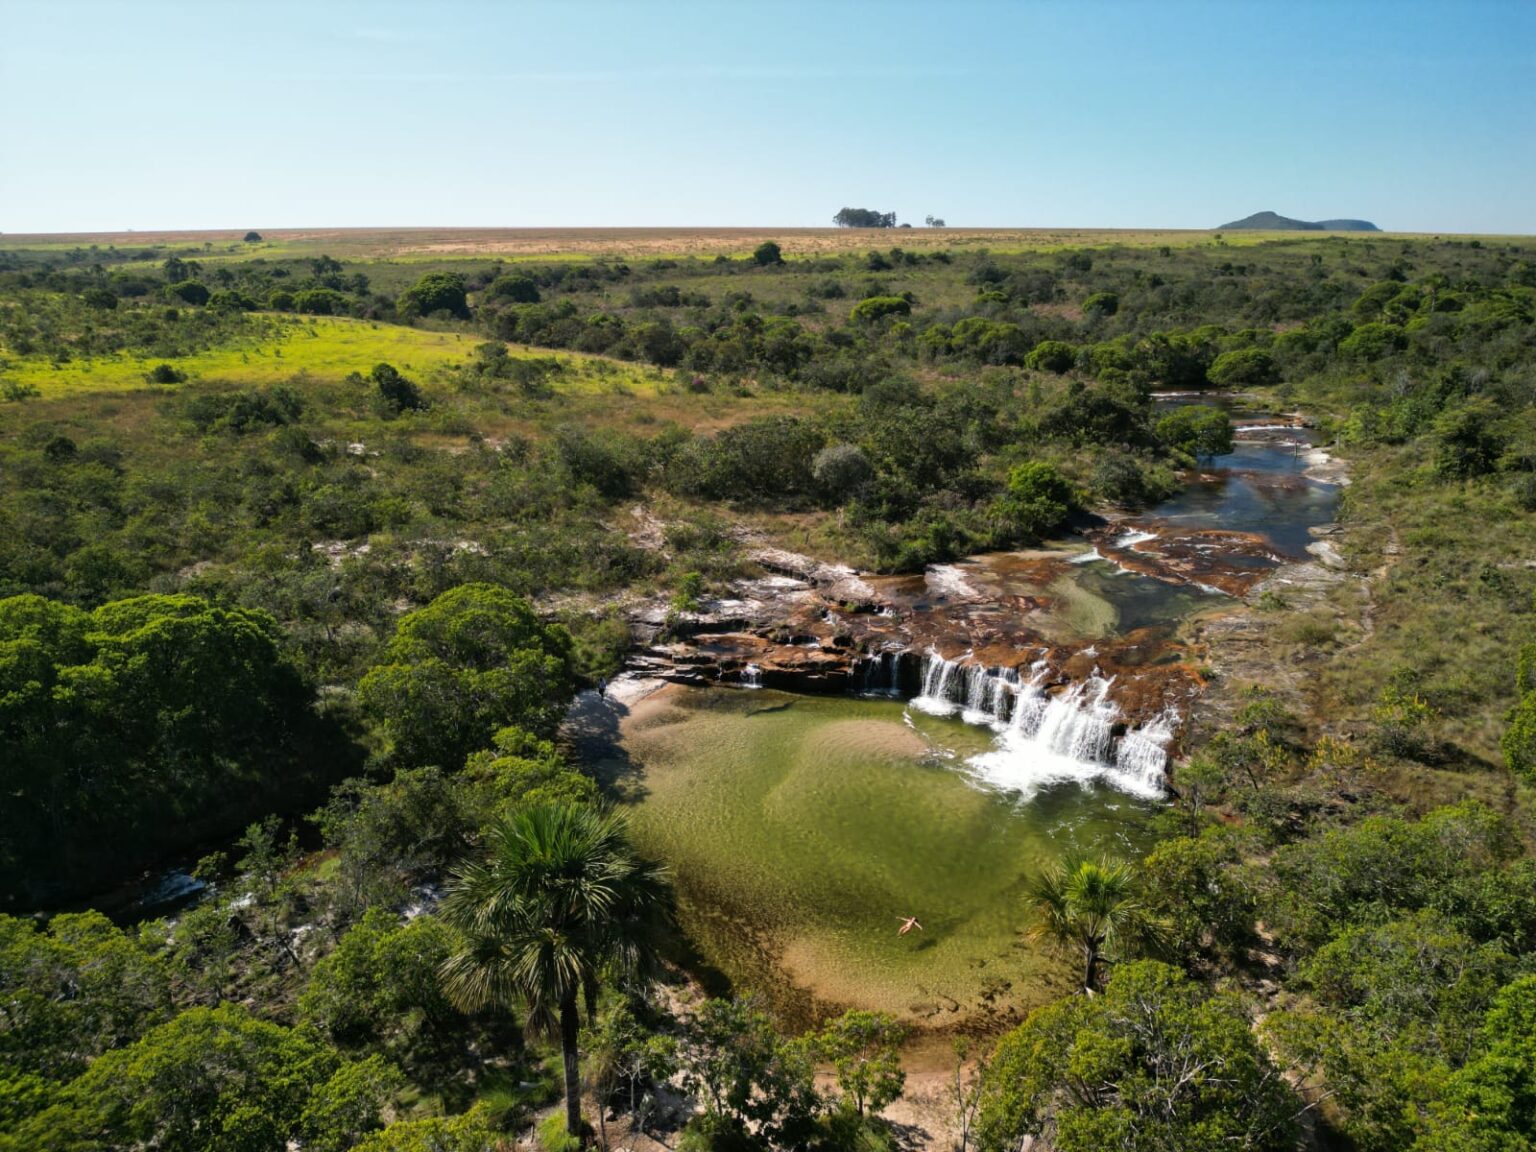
[911,650,967,716]
[740,664,763,689]
[858,650,903,697]
[897,651,1169,801]
[1114,710,1176,793]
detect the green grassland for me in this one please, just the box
[0,314,669,399]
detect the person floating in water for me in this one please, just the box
[898,916,923,936]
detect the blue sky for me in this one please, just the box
[2,0,1533,233]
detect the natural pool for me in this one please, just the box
[582,685,1158,1029]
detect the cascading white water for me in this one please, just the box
[911,651,966,716]
[859,650,903,697]
[741,664,763,689]
[1114,710,1176,794]
[904,651,1169,801]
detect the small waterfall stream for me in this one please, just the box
[898,650,1172,799]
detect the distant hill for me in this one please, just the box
[1217,211,1379,232]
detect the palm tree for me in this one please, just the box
[439,803,670,1143]
[1026,854,1157,994]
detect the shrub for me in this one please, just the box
[145,363,186,384]
[1208,347,1278,386]
[1025,339,1076,373]
[1505,693,1536,782]
[849,296,911,324]
[752,241,784,266]
[370,363,427,416]
[399,272,469,319]
[489,274,541,303]
[1082,291,1119,317]
[166,280,210,306]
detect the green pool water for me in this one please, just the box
[585,686,1157,1029]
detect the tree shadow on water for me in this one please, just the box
[560,688,649,803]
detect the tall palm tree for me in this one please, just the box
[1026,854,1157,994]
[439,803,670,1142]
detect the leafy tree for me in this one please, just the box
[146,362,186,383]
[1156,405,1233,459]
[0,593,347,904]
[439,804,670,1142]
[356,583,575,767]
[14,1004,396,1152]
[1141,830,1256,969]
[582,1000,678,1149]
[678,997,821,1148]
[312,768,477,915]
[815,1010,908,1118]
[1261,801,1518,954]
[399,272,470,319]
[0,911,172,1084]
[461,724,600,818]
[293,287,349,315]
[300,909,457,1055]
[1418,975,1536,1150]
[80,286,117,310]
[976,961,1298,1152]
[995,460,1076,541]
[351,1107,502,1152]
[752,241,784,266]
[242,231,262,242]
[1025,854,1158,993]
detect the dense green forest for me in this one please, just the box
[2,229,1536,1150]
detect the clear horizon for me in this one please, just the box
[3,0,1533,235]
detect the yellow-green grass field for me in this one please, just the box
[0,225,1456,265]
[0,315,669,399]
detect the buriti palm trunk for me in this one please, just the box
[561,992,584,1141]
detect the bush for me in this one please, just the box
[849,296,911,325]
[1082,291,1118,317]
[812,443,873,503]
[1208,347,1278,386]
[370,363,427,416]
[145,363,186,384]
[752,241,784,266]
[399,272,469,319]
[1025,339,1076,373]
[1505,693,1536,781]
[166,280,210,306]
[489,274,541,303]
[1156,404,1233,459]
[294,288,349,315]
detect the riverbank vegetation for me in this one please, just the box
[2,228,1535,1149]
